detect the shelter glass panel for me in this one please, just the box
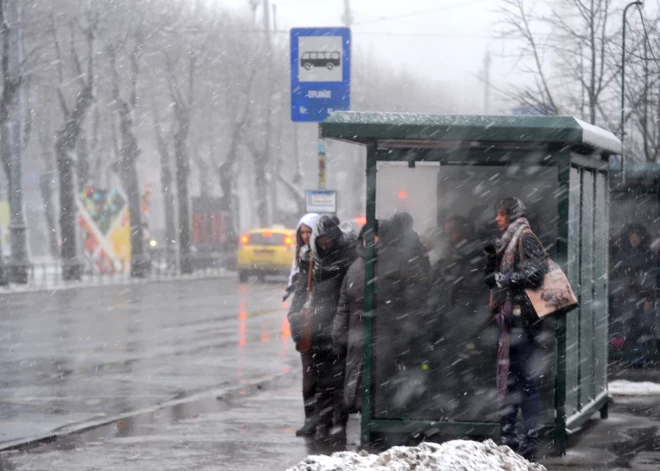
[579,170,595,405]
[372,162,558,423]
[594,172,608,393]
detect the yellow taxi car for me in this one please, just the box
[237,226,297,282]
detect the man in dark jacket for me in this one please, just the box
[427,215,496,420]
[332,222,379,415]
[293,215,356,443]
[373,213,431,419]
[484,197,545,462]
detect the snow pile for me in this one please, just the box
[609,380,660,396]
[286,439,545,471]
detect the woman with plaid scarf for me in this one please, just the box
[484,197,546,462]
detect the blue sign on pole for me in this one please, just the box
[290,28,351,122]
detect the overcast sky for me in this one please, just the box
[213,0,532,114]
[212,0,659,115]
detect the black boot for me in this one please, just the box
[519,445,537,463]
[500,436,520,452]
[328,425,347,447]
[314,423,330,442]
[296,418,317,437]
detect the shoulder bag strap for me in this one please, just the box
[518,229,548,260]
[305,252,314,301]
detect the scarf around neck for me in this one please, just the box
[493,216,530,401]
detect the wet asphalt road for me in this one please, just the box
[2,278,660,470]
[0,277,298,450]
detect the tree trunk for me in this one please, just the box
[116,103,147,277]
[39,170,59,258]
[217,133,239,238]
[161,161,177,266]
[254,155,269,227]
[55,127,81,280]
[174,107,192,274]
[153,115,177,264]
[76,130,90,191]
[195,150,210,198]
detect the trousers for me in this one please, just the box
[311,348,347,429]
[499,327,540,449]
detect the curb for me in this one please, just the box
[0,370,298,452]
[0,270,235,296]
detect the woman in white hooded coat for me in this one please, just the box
[285,213,320,437]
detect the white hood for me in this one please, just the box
[287,213,321,288]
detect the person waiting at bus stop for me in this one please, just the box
[484,197,545,462]
[610,223,658,361]
[290,215,356,444]
[286,213,320,437]
[332,221,379,417]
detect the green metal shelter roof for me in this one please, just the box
[609,162,660,177]
[320,112,621,155]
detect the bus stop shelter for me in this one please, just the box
[320,112,621,455]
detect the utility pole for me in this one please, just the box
[342,0,353,27]
[272,3,277,33]
[620,1,644,173]
[482,50,491,114]
[263,0,279,223]
[262,0,270,41]
[316,0,352,191]
[6,0,28,283]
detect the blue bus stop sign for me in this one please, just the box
[290,28,351,122]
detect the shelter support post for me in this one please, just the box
[554,160,571,456]
[360,143,377,447]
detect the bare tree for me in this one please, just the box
[497,0,620,124]
[106,20,147,277]
[163,49,196,273]
[622,13,660,161]
[51,9,97,280]
[37,93,59,258]
[151,102,177,261]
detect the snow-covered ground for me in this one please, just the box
[287,440,545,471]
[609,380,660,396]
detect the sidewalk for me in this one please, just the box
[3,368,660,470]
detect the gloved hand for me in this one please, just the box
[483,240,496,255]
[495,272,511,288]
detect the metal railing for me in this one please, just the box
[0,252,236,291]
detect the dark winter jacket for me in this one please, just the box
[427,237,491,350]
[290,216,357,351]
[484,232,546,337]
[376,215,432,357]
[332,245,366,413]
[609,225,657,343]
[612,229,656,302]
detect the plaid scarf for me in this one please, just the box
[493,217,530,400]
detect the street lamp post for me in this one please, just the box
[620,1,644,167]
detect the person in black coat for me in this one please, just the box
[484,197,545,462]
[292,215,356,443]
[373,213,431,418]
[332,222,379,415]
[427,215,496,420]
[610,223,657,356]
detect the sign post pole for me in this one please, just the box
[290,27,350,203]
[318,126,326,190]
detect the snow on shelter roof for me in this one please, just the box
[320,112,621,155]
